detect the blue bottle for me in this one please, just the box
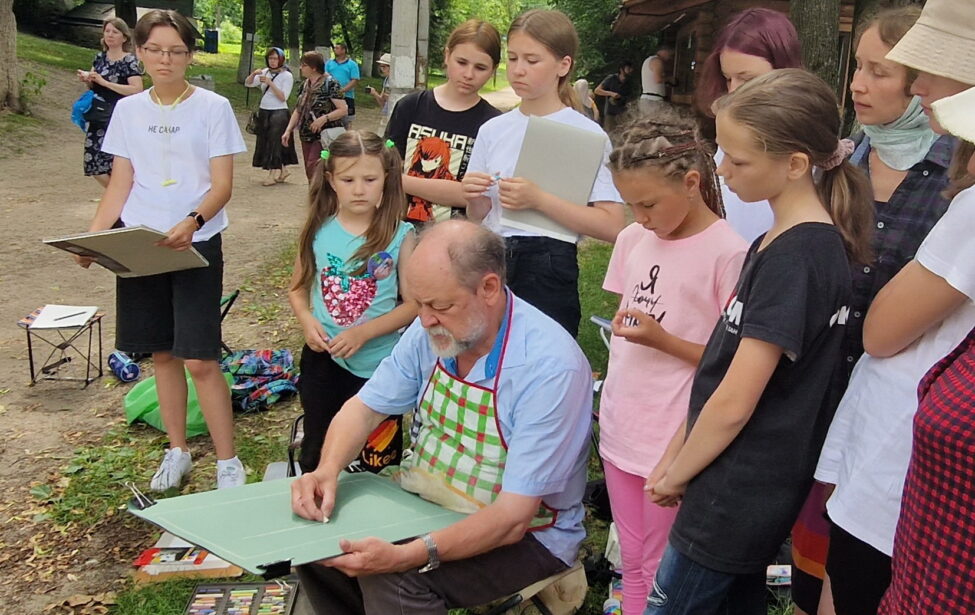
[108,351,141,382]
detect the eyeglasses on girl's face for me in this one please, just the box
[140,46,191,60]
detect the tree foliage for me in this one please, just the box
[551,0,656,83]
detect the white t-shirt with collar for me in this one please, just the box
[466,106,622,240]
[245,68,294,111]
[102,87,247,241]
[815,184,975,556]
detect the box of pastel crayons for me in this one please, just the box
[182,580,298,615]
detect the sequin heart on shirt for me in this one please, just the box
[320,253,378,326]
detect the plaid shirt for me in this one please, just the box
[841,134,955,380]
[879,325,975,615]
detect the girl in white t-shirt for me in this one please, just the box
[601,116,747,615]
[245,47,299,185]
[462,8,625,337]
[76,10,247,492]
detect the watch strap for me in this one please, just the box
[418,533,440,573]
[187,211,205,230]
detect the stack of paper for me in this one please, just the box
[29,305,98,329]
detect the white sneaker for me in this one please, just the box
[150,448,193,492]
[216,457,246,489]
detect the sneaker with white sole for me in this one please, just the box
[216,456,246,489]
[150,448,193,492]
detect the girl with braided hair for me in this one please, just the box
[600,115,747,614]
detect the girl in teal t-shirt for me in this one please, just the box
[288,131,416,473]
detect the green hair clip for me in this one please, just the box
[320,149,330,160]
[385,139,395,149]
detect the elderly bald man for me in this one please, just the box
[291,219,593,615]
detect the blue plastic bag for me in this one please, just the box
[71,90,94,131]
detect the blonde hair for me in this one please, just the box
[446,19,501,67]
[292,131,407,290]
[714,69,874,264]
[507,9,579,110]
[101,17,134,53]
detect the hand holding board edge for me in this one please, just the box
[44,226,209,277]
[129,473,466,578]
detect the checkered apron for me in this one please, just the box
[402,305,556,530]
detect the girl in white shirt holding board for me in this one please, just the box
[76,9,247,492]
[461,9,624,337]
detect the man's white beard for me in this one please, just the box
[426,319,487,359]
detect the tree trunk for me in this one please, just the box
[790,0,841,92]
[303,0,314,51]
[376,0,392,57]
[0,0,20,112]
[361,0,380,77]
[237,0,258,83]
[269,0,286,48]
[114,0,137,28]
[313,0,331,50]
[287,0,300,69]
[416,0,429,88]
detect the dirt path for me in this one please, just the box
[0,61,381,613]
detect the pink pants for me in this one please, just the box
[604,459,680,614]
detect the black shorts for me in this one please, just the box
[826,521,892,615]
[344,96,356,117]
[115,233,224,360]
[504,235,580,337]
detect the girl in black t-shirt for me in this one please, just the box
[384,19,503,224]
[642,69,873,615]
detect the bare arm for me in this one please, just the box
[340,78,359,96]
[402,174,468,208]
[533,193,626,243]
[594,83,618,99]
[655,338,781,492]
[863,260,968,357]
[89,156,134,232]
[612,308,706,366]
[93,74,144,97]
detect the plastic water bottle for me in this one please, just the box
[108,350,140,382]
[602,597,622,614]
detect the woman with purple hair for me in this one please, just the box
[696,8,803,244]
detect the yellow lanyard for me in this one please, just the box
[150,82,192,187]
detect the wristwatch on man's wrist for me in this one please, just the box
[418,533,440,573]
[187,211,206,230]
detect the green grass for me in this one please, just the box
[17,32,98,72]
[0,110,43,158]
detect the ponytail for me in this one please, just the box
[560,78,580,111]
[818,159,874,265]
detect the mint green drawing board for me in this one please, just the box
[129,473,466,577]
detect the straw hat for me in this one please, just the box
[932,87,975,143]
[886,0,975,85]
[376,53,392,66]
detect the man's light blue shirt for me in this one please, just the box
[358,293,593,565]
[325,57,360,98]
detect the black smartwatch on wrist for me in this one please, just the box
[187,211,206,230]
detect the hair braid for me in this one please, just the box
[609,115,724,216]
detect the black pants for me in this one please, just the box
[826,522,892,615]
[296,534,566,615]
[297,345,402,473]
[505,236,580,337]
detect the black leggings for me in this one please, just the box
[504,236,580,337]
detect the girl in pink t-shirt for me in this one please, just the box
[601,117,747,613]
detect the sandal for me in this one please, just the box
[262,177,277,186]
[276,170,291,184]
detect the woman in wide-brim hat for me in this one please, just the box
[866,1,975,613]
